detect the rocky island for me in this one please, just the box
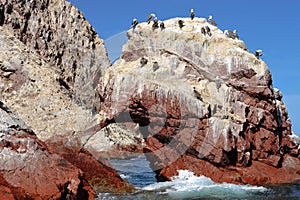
[1,0,300,199]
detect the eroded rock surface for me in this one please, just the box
[0,0,136,196]
[0,0,110,109]
[99,18,300,185]
[0,102,96,199]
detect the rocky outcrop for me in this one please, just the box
[45,132,135,193]
[0,101,96,199]
[0,0,136,197]
[0,24,93,142]
[0,0,110,110]
[99,18,300,185]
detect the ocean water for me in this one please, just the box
[97,156,300,200]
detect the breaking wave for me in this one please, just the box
[143,170,269,199]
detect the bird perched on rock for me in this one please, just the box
[178,20,185,29]
[224,30,239,39]
[152,61,159,72]
[140,57,148,66]
[147,13,156,24]
[159,21,165,30]
[190,9,195,20]
[152,17,159,31]
[205,26,212,36]
[224,30,234,39]
[208,15,217,26]
[232,30,239,39]
[201,27,206,35]
[254,49,263,59]
[131,18,138,30]
[193,87,202,101]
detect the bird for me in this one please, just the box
[232,30,239,39]
[159,21,165,30]
[153,61,159,72]
[190,9,195,20]
[201,27,206,35]
[193,87,203,101]
[205,26,212,36]
[178,20,185,29]
[140,57,148,66]
[224,30,234,39]
[131,18,138,30]
[215,75,221,91]
[147,14,156,24]
[208,15,217,26]
[254,50,263,59]
[152,17,159,30]
[224,30,239,39]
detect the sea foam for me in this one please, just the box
[143,170,269,199]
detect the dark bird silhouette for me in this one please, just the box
[160,21,165,30]
[201,27,206,35]
[254,50,263,59]
[178,20,185,29]
[152,17,159,31]
[140,57,148,66]
[131,18,138,30]
[205,26,212,36]
[147,14,155,24]
[190,9,195,20]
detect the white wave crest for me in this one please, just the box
[143,170,269,199]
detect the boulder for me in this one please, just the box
[98,18,300,185]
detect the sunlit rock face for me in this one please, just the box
[0,0,112,141]
[0,0,110,110]
[99,17,300,185]
[0,0,136,196]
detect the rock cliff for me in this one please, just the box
[0,0,135,197]
[99,18,300,185]
[0,0,110,110]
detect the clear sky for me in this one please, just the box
[67,0,300,135]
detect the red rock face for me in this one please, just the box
[46,134,136,193]
[98,19,300,185]
[0,106,96,199]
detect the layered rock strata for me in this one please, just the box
[99,18,300,185]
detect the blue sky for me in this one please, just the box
[68,0,300,135]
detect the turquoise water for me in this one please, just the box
[98,156,300,200]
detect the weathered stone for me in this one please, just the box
[0,0,136,197]
[45,133,136,193]
[0,0,111,109]
[0,103,95,199]
[98,18,300,185]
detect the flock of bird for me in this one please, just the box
[131,9,263,59]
